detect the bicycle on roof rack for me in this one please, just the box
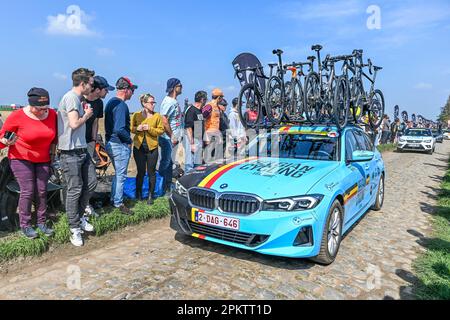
[348,49,385,129]
[232,52,269,129]
[303,44,351,130]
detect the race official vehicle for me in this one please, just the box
[170,125,385,264]
[432,129,443,143]
[397,128,435,154]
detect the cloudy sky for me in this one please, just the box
[0,0,449,118]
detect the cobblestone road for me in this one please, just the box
[0,143,449,300]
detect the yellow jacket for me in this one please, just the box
[130,111,164,151]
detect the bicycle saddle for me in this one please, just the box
[307,56,316,62]
[312,44,323,51]
[272,49,284,55]
[268,63,278,68]
[374,66,383,71]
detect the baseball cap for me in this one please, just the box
[116,77,138,90]
[94,76,115,91]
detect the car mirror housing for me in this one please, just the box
[351,150,374,162]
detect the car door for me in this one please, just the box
[342,130,369,225]
[361,131,379,204]
[352,129,374,210]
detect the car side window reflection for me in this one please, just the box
[353,130,370,152]
[345,131,358,161]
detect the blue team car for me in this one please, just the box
[170,125,385,264]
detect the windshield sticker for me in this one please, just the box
[239,160,315,178]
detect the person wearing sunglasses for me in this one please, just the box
[0,88,57,239]
[131,94,164,204]
[105,77,138,215]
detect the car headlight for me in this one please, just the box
[175,180,188,198]
[424,139,432,143]
[262,195,324,211]
[399,137,406,142]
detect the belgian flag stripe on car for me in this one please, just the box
[344,184,359,204]
[198,157,258,189]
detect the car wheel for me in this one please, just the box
[311,200,343,265]
[372,174,385,211]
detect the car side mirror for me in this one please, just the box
[351,150,374,162]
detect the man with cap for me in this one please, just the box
[202,88,225,162]
[57,68,97,247]
[104,77,137,215]
[83,75,115,218]
[159,78,183,194]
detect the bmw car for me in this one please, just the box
[170,125,385,265]
[397,128,435,154]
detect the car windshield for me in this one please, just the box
[246,133,339,161]
[432,130,441,135]
[405,129,432,137]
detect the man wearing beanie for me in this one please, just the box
[159,78,183,194]
[57,68,97,247]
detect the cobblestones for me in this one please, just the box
[0,144,448,299]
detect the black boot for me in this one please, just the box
[136,189,143,201]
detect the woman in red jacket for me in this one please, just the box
[0,88,57,239]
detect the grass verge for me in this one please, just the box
[377,143,397,153]
[0,197,170,263]
[412,157,450,300]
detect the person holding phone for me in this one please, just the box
[0,88,57,239]
[131,94,164,204]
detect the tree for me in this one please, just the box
[438,95,450,124]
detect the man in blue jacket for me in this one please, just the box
[105,77,137,215]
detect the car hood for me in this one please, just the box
[402,135,433,140]
[180,157,339,199]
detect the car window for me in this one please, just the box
[352,130,370,151]
[345,131,358,161]
[362,132,374,151]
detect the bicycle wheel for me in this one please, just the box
[288,79,304,122]
[349,79,364,124]
[238,83,263,129]
[368,89,385,129]
[303,72,321,124]
[265,76,285,125]
[332,77,350,130]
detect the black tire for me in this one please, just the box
[289,79,304,122]
[332,77,350,130]
[3,191,19,230]
[264,76,285,125]
[368,89,385,129]
[311,200,344,265]
[372,174,384,211]
[238,84,263,129]
[303,72,321,124]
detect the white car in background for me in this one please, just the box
[443,130,450,140]
[397,128,435,154]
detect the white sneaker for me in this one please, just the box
[80,217,94,233]
[70,228,83,247]
[84,205,99,218]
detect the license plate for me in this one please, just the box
[194,212,240,231]
[408,143,420,147]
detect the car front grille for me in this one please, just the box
[218,194,260,215]
[188,188,261,215]
[188,188,216,210]
[407,140,422,143]
[188,221,269,247]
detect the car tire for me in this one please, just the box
[310,200,343,265]
[371,174,385,211]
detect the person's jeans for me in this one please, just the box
[184,138,203,173]
[10,160,51,229]
[106,142,131,207]
[133,146,158,199]
[59,150,97,229]
[158,137,173,192]
[381,131,390,145]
